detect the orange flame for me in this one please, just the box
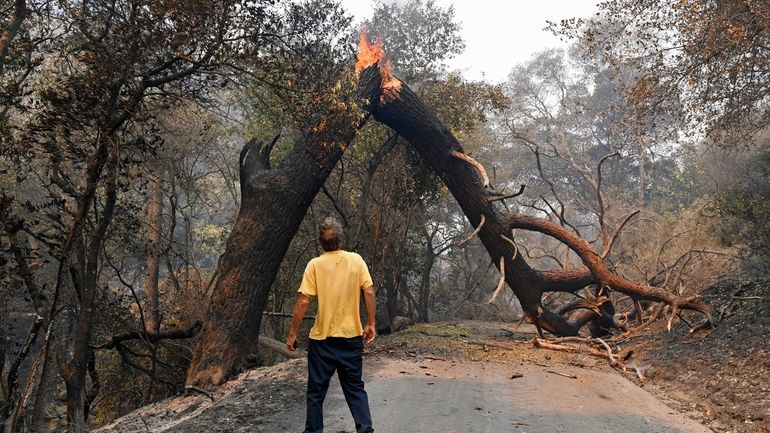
[355,30,385,73]
[355,31,402,104]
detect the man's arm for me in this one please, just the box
[362,285,377,344]
[286,293,311,351]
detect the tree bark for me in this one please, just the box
[417,250,433,322]
[185,80,374,386]
[58,149,119,432]
[143,175,163,335]
[359,66,574,334]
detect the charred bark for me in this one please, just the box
[357,65,712,336]
[185,81,375,387]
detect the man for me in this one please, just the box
[287,216,377,433]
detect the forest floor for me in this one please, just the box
[92,279,769,433]
[95,317,743,433]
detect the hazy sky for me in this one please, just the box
[339,0,599,83]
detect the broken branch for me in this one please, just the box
[488,256,506,304]
[451,150,490,188]
[488,184,526,202]
[601,210,641,260]
[92,321,202,350]
[457,215,485,247]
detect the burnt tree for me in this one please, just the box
[355,37,712,336]
[185,86,372,387]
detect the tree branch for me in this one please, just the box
[91,321,202,350]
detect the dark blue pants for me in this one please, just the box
[304,336,374,433]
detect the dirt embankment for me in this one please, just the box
[627,279,770,433]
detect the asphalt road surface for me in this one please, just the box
[263,357,712,433]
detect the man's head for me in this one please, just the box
[318,216,344,251]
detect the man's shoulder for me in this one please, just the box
[343,250,366,262]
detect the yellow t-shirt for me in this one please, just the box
[298,250,373,340]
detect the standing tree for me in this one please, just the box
[553,0,770,142]
[1,0,287,430]
[184,0,372,387]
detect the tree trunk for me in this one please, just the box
[185,85,372,386]
[417,250,433,322]
[143,175,163,335]
[58,151,118,432]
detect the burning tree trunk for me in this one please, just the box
[355,34,712,336]
[185,88,371,387]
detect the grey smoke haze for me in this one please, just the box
[340,0,598,83]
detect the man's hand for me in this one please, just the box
[286,333,298,351]
[364,323,376,344]
[287,294,310,352]
[362,285,377,344]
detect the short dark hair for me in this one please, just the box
[318,216,343,251]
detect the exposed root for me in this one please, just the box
[451,150,490,188]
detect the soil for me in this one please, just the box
[622,278,770,433]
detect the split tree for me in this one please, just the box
[187,33,713,387]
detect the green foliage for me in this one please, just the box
[715,179,770,270]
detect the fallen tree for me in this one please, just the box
[354,34,713,337]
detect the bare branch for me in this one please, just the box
[508,212,713,321]
[601,210,641,260]
[5,314,42,410]
[91,321,202,350]
[499,233,519,261]
[457,214,485,247]
[487,184,526,203]
[451,150,490,188]
[596,151,620,245]
[488,256,506,304]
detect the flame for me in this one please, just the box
[355,31,402,104]
[355,30,385,73]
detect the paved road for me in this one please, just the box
[264,357,711,433]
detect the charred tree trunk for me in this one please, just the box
[357,61,712,336]
[54,146,118,433]
[185,89,372,387]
